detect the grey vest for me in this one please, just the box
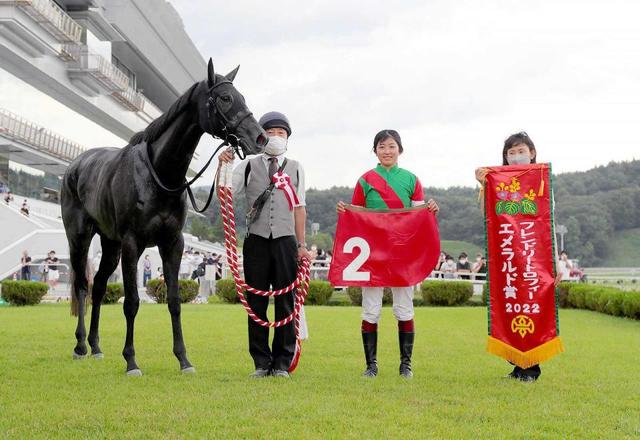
[245,155,300,239]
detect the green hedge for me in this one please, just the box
[306,281,334,305]
[565,283,640,319]
[482,283,489,306]
[346,287,393,306]
[103,283,124,304]
[1,280,48,306]
[421,281,473,306]
[556,282,571,308]
[216,279,239,303]
[145,279,199,304]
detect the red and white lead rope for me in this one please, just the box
[217,162,310,372]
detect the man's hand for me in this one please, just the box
[218,147,234,164]
[336,200,347,213]
[298,246,313,262]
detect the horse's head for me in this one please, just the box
[198,58,267,156]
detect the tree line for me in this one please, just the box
[188,159,640,266]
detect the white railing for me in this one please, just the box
[111,86,146,112]
[63,44,130,92]
[0,0,82,43]
[0,108,85,162]
[582,267,640,282]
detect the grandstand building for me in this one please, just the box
[0,0,223,288]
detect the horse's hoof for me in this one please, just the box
[181,366,196,374]
[91,353,104,360]
[72,352,86,360]
[126,369,143,377]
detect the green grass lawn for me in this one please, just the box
[602,228,640,267]
[440,240,484,259]
[1,304,639,439]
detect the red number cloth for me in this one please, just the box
[485,163,564,368]
[329,206,440,287]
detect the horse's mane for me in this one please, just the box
[129,82,201,146]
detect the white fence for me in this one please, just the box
[0,108,85,162]
[0,0,82,42]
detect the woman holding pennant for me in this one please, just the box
[476,131,563,382]
[335,129,439,378]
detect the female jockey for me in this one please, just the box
[337,129,439,378]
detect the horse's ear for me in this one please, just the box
[225,65,240,82]
[207,58,215,88]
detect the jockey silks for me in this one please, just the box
[351,164,424,210]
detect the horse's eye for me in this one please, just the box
[221,96,232,103]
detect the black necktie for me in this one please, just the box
[268,157,278,180]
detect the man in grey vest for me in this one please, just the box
[218,111,312,378]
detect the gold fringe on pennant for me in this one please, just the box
[486,336,564,369]
[538,166,545,196]
[478,184,485,213]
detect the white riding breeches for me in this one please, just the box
[361,286,415,323]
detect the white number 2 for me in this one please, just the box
[342,237,371,281]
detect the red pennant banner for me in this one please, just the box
[329,206,440,287]
[485,163,564,368]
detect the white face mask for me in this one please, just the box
[264,135,288,156]
[507,154,532,165]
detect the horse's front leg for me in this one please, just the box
[121,236,144,376]
[69,231,93,359]
[158,235,194,373]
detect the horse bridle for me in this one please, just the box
[142,79,256,213]
[205,79,254,160]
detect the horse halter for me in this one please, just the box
[142,78,256,213]
[205,79,254,159]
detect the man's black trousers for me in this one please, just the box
[243,234,297,371]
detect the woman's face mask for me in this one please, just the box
[264,135,288,156]
[506,144,533,165]
[507,154,532,165]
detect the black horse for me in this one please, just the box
[61,59,266,375]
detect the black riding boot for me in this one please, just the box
[362,331,378,377]
[399,331,414,378]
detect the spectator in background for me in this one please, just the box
[20,199,29,216]
[4,191,13,204]
[473,256,488,277]
[214,254,223,281]
[142,255,152,287]
[440,255,457,279]
[156,266,163,281]
[434,252,447,278]
[20,250,32,281]
[471,254,487,280]
[315,249,328,280]
[179,251,190,280]
[558,250,574,281]
[92,251,102,275]
[471,253,483,272]
[45,250,59,291]
[457,252,471,280]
